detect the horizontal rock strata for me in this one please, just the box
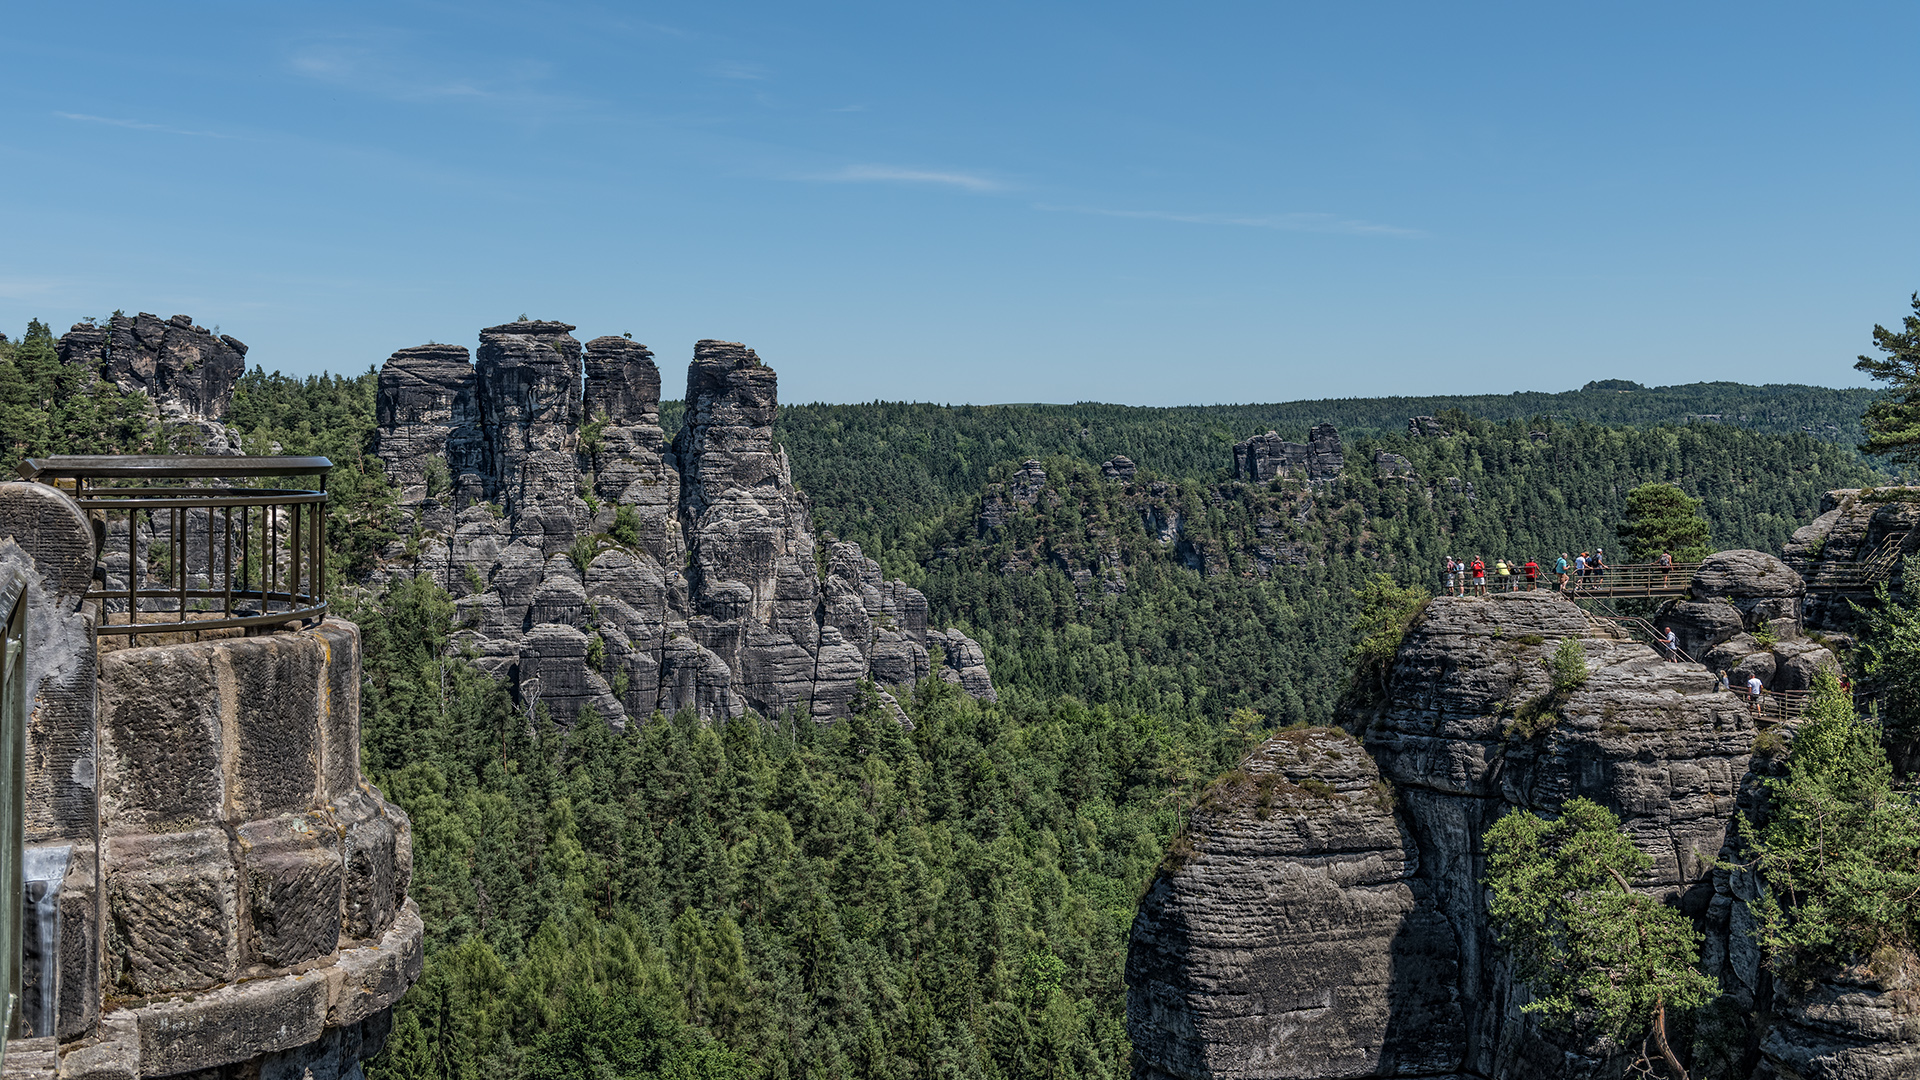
[373,326,993,724]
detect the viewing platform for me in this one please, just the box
[0,458,419,1080]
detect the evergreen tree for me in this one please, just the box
[1748,669,1920,969]
[1484,798,1717,1079]
[1616,483,1712,563]
[1854,292,1920,465]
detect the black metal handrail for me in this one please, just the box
[18,456,331,641]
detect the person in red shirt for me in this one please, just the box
[1523,558,1539,590]
[1471,557,1487,596]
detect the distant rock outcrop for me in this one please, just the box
[57,313,249,452]
[1232,424,1343,483]
[373,325,991,725]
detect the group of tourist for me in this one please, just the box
[1442,556,1543,595]
[1441,548,1682,595]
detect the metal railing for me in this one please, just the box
[1442,561,1703,598]
[1788,531,1910,588]
[18,455,331,642]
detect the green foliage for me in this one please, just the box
[223,365,400,580]
[1485,798,1717,1062]
[569,535,598,577]
[1617,483,1712,563]
[1344,575,1431,702]
[1855,568,1920,748]
[612,504,641,548]
[1549,637,1589,692]
[1748,670,1920,968]
[0,320,153,468]
[778,392,1881,565]
[1854,292,1920,466]
[356,576,1246,1080]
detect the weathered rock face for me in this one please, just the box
[57,312,247,422]
[1131,592,1767,1078]
[1128,729,1463,1080]
[372,343,483,503]
[477,321,589,554]
[584,335,681,563]
[1654,550,1828,689]
[1232,424,1343,484]
[373,327,992,724]
[1407,415,1450,438]
[1783,488,1920,638]
[1130,585,1920,1078]
[1102,455,1138,481]
[1372,450,1415,479]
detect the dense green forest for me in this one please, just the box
[1,317,1901,1077]
[897,417,1879,728]
[352,577,1250,1079]
[771,381,1882,559]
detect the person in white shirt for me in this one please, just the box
[1664,626,1679,662]
[1747,674,1764,715]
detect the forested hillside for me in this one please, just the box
[902,417,1879,728]
[771,383,1880,561]
[0,317,1895,1079]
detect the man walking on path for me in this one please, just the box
[1659,549,1675,589]
[1665,626,1679,662]
[1556,553,1571,591]
[1523,558,1539,590]
[1573,552,1589,590]
[1748,673,1765,715]
[1592,548,1608,585]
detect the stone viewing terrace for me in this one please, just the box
[0,458,420,1080]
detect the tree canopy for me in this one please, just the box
[1484,798,1717,1078]
[1748,669,1920,971]
[1854,292,1920,465]
[1616,483,1712,563]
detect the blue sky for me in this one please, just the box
[2,2,1914,405]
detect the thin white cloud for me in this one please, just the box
[286,37,585,114]
[711,61,771,81]
[1039,204,1425,238]
[815,165,1004,192]
[54,112,231,139]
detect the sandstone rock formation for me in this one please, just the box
[1652,550,1837,693]
[1407,415,1450,438]
[1102,455,1138,481]
[1130,587,1920,1078]
[57,313,248,453]
[1232,424,1343,484]
[373,326,992,725]
[1128,728,1461,1080]
[1782,487,1920,638]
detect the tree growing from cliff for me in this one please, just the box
[1855,292,1920,465]
[1616,483,1712,564]
[1344,574,1430,702]
[1485,798,1717,1079]
[1747,668,1920,969]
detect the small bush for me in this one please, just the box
[568,535,598,576]
[611,504,641,547]
[1515,634,1546,646]
[1298,777,1336,799]
[1548,638,1589,692]
[1751,728,1787,759]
